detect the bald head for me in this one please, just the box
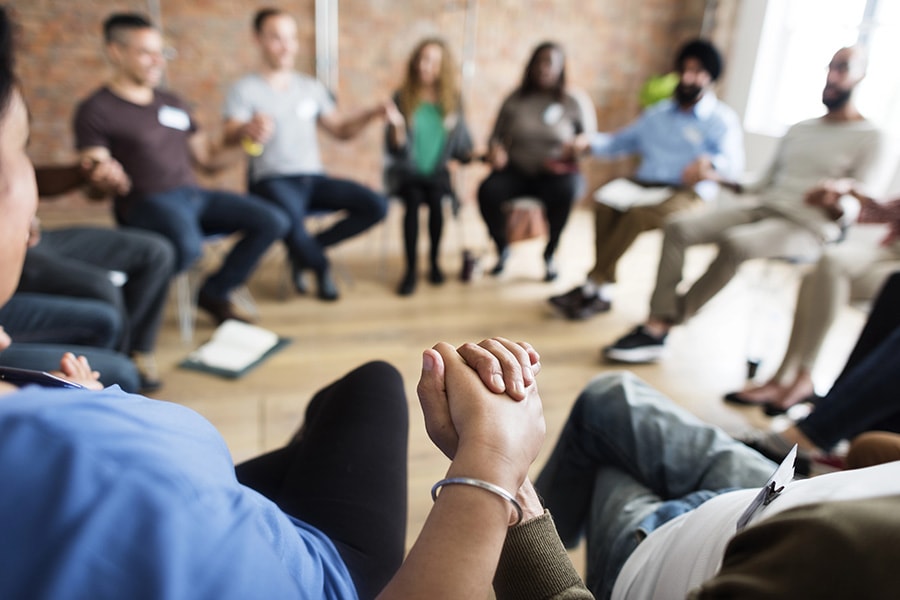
[823,46,866,111]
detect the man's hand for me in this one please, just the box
[81,155,132,197]
[27,217,41,248]
[241,112,275,145]
[681,156,717,187]
[50,352,103,391]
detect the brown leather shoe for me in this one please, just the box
[197,290,253,325]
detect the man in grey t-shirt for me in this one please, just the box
[224,8,388,301]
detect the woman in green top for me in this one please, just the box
[385,38,473,296]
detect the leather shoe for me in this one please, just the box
[198,290,251,324]
[291,263,309,295]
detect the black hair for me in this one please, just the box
[675,38,723,81]
[0,5,15,118]
[518,41,566,101]
[253,7,285,34]
[103,13,155,45]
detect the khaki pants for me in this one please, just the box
[649,204,822,323]
[588,190,703,284]
[773,236,900,383]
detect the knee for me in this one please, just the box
[574,371,642,425]
[717,234,752,265]
[366,192,388,222]
[258,202,292,238]
[173,237,203,273]
[661,217,691,246]
[145,234,177,277]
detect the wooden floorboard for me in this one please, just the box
[41,201,865,565]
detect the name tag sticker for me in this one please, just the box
[158,105,191,131]
[543,103,564,125]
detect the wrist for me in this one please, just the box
[515,478,545,523]
[447,445,522,501]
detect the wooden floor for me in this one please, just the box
[70,201,865,558]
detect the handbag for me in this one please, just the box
[506,200,548,243]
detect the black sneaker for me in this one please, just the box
[603,325,666,363]
[566,295,611,320]
[548,286,587,313]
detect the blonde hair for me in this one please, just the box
[398,38,459,120]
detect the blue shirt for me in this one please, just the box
[589,93,744,201]
[0,386,358,600]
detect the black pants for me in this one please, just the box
[235,361,409,600]
[837,270,900,379]
[397,176,447,274]
[477,166,578,260]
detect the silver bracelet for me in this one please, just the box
[431,477,524,526]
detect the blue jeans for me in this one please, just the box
[118,186,289,299]
[251,174,387,272]
[20,227,175,354]
[0,343,140,392]
[0,293,122,349]
[536,372,775,599]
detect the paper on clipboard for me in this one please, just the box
[593,178,674,211]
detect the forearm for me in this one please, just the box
[377,452,519,599]
[331,105,383,140]
[494,510,594,600]
[34,165,85,197]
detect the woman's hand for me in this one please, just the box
[418,338,544,491]
[50,352,103,391]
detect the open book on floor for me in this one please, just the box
[179,319,291,379]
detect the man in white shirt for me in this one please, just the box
[536,370,900,599]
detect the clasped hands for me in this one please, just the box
[417,337,546,522]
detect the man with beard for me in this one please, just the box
[548,39,744,319]
[603,46,884,364]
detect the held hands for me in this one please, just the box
[418,338,545,491]
[81,155,131,197]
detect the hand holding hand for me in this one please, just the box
[51,352,103,391]
[418,338,544,490]
[82,156,131,197]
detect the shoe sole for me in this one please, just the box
[603,346,664,364]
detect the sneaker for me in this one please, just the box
[603,325,667,363]
[548,286,587,312]
[565,295,611,320]
[315,267,339,301]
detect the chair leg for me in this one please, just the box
[175,271,194,345]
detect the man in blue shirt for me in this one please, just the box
[549,39,743,320]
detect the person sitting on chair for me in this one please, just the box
[74,13,289,325]
[384,38,473,296]
[477,41,595,282]
[549,38,744,319]
[224,7,389,302]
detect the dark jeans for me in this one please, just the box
[251,174,387,273]
[0,292,121,349]
[396,175,447,273]
[799,271,900,449]
[477,166,578,260]
[117,186,289,299]
[18,227,175,355]
[235,361,408,600]
[0,343,140,392]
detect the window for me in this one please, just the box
[745,0,900,137]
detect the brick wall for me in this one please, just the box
[11,0,723,211]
